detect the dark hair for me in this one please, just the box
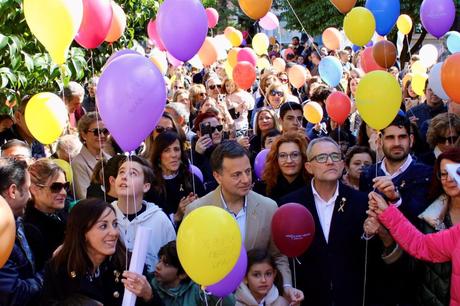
[118,155,154,185]
[357,121,371,147]
[381,114,411,136]
[246,249,282,293]
[262,129,281,147]
[344,146,376,166]
[310,86,332,103]
[210,140,249,173]
[51,199,126,277]
[0,157,28,195]
[103,155,127,193]
[90,159,106,185]
[428,148,460,202]
[151,131,193,196]
[279,102,302,120]
[1,139,31,156]
[158,241,186,276]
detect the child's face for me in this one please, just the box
[245,262,276,300]
[115,161,150,198]
[154,256,181,288]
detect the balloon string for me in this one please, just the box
[125,153,130,270]
[68,152,77,204]
[405,35,412,69]
[362,238,369,306]
[59,64,71,134]
[292,257,297,289]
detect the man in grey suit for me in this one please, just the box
[185,141,304,305]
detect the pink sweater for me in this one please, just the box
[379,206,460,306]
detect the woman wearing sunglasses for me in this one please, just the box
[264,83,288,116]
[24,158,69,270]
[72,112,111,200]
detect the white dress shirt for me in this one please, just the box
[221,192,247,243]
[311,180,339,243]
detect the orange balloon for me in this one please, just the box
[198,37,218,66]
[303,102,323,124]
[105,2,126,43]
[372,40,397,69]
[322,27,341,50]
[228,48,240,68]
[0,196,15,268]
[441,53,460,103]
[288,64,307,88]
[272,57,286,72]
[233,61,256,90]
[330,0,357,14]
[238,0,272,20]
[269,36,276,45]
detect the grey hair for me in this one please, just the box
[56,134,83,160]
[166,102,190,124]
[62,81,85,101]
[306,137,340,160]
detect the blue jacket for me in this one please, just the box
[0,218,43,306]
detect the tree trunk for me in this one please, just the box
[399,28,427,70]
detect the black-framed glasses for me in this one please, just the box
[437,171,451,181]
[209,124,224,133]
[278,151,301,162]
[209,84,222,90]
[438,135,458,145]
[155,126,174,134]
[88,128,110,137]
[309,152,342,163]
[197,92,207,97]
[270,90,284,97]
[37,182,70,193]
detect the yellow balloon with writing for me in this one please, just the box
[25,93,68,145]
[177,206,242,286]
[355,71,402,131]
[24,0,83,64]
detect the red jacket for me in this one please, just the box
[379,205,460,306]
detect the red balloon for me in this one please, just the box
[271,203,315,257]
[359,47,385,73]
[326,92,351,124]
[75,0,113,49]
[233,61,256,90]
[147,19,166,51]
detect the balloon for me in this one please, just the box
[441,53,460,103]
[360,47,385,73]
[157,0,208,61]
[147,19,166,51]
[75,0,113,49]
[24,0,83,64]
[167,52,183,67]
[303,102,324,124]
[198,37,218,66]
[254,149,269,179]
[411,73,428,96]
[372,40,397,68]
[177,206,242,286]
[272,57,286,73]
[238,0,272,20]
[256,57,271,70]
[411,60,427,75]
[228,48,240,68]
[397,14,412,35]
[215,34,232,51]
[330,0,357,14]
[224,27,243,47]
[322,27,341,50]
[97,54,167,152]
[272,203,315,257]
[326,92,352,124]
[0,196,15,269]
[365,0,400,36]
[150,48,168,75]
[188,54,204,70]
[53,159,73,183]
[288,65,307,89]
[237,48,257,67]
[428,62,449,100]
[402,73,412,89]
[447,31,460,54]
[318,56,342,87]
[343,7,376,47]
[25,93,67,145]
[190,164,204,183]
[259,12,279,30]
[420,0,456,39]
[105,49,140,68]
[233,61,256,90]
[105,2,126,43]
[224,60,233,79]
[419,44,438,68]
[355,71,402,130]
[205,8,219,28]
[252,33,269,56]
[206,245,247,297]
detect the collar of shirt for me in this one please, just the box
[434,146,443,158]
[311,179,339,243]
[311,179,339,205]
[381,154,413,179]
[220,191,247,216]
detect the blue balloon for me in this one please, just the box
[365,0,400,36]
[352,45,361,52]
[318,56,342,87]
[447,31,460,54]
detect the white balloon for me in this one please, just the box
[149,48,168,75]
[214,35,230,60]
[428,62,449,100]
[419,44,438,68]
[188,54,204,70]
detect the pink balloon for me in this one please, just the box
[75,0,113,49]
[167,52,183,67]
[205,8,219,28]
[237,47,257,67]
[147,19,166,51]
[259,12,279,30]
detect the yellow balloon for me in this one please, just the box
[252,33,269,56]
[0,196,15,269]
[411,73,428,96]
[256,57,271,70]
[303,102,323,124]
[228,48,240,68]
[25,93,68,145]
[24,0,83,64]
[177,206,242,286]
[224,60,234,79]
[53,159,73,183]
[343,7,375,47]
[355,71,402,131]
[225,27,243,47]
[402,73,412,89]
[411,60,427,75]
[397,14,412,35]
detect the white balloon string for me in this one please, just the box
[362,239,369,306]
[68,152,77,204]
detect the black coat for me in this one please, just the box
[254,174,308,204]
[279,182,368,306]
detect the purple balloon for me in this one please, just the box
[190,164,204,183]
[105,49,141,67]
[254,149,270,179]
[156,0,208,62]
[206,245,247,297]
[97,54,166,152]
[420,0,456,39]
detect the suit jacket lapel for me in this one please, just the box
[244,192,259,250]
[328,184,349,246]
[304,186,328,246]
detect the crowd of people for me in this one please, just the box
[0,35,459,306]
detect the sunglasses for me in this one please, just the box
[196,92,207,97]
[279,78,289,84]
[88,128,110,137]
[37,182,70,193]
[208,125,224,133]
[155,126,175,134]
[209,84,222,90]
[438,135,458,145]
[270,90,285,97]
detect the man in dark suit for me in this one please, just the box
[279,137,369,306]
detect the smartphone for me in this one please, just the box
[200,122,213,138]
[228,107,239,120]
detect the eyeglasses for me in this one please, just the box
[88,128,110,137]
[279,78,289,84]
[155,126,174,134]
[438,171,452,181]
[209,84,222,90]
[196,92,207,97]
[438,135,458,145]
[209,125,224,133]
[308,152,342,163]
[270,90,284,97]
[37,182,70,193]
[278,151,301,162]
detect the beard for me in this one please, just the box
[382,145,409,163]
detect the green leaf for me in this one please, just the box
[22,51,34,72]
[1,74,8,87]
[0,34,8,49]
